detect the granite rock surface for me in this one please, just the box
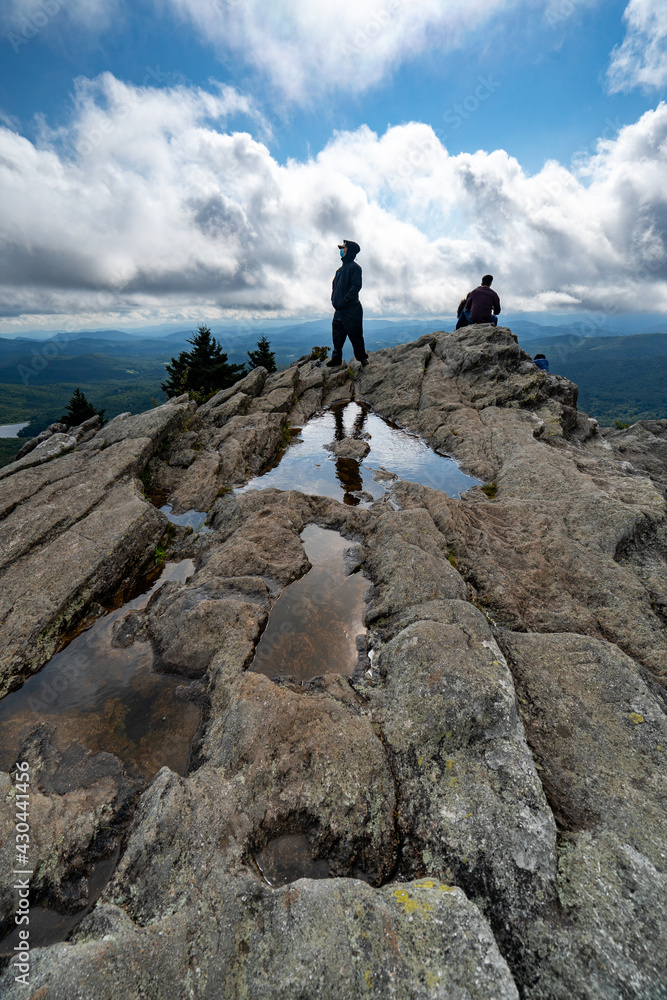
[1,325,666,999]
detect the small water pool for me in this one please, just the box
[249,525,367,683]
[142,477,210,533]
[0,848,119,957]
[0,561,200,782]
[237,402,479,505]
[254,834,330,887]
[159,504,211,533]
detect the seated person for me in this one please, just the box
[455,295,472,329]
[465,275,501,326]
[534,353,549,371]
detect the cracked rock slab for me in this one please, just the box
[1,875,520,1000]
[357,605,557,926]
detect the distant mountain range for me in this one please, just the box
[0,320,665,470]
[4,310,667,342]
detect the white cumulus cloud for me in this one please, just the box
[607,0,667,93]
[164,0,523,101]
[1,76,666,330]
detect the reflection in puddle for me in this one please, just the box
[160,504,211,533]
[142,475,210,532]
[249,525,367,683]
[238,401,480,505]
[0,848,119,956]
[143,474,210,533]
[0,561,200,781]
[254,834,330,887]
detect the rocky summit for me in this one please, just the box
[1,323,666,999]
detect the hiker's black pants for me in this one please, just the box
[332,304,367,362]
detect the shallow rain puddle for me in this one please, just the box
[0,560,200,782]
[254,835,330,887]
[238,401,480,505]
[142,480,210,533]
[249,525,367,683]
[159,504,210,533]
[253,833,373,888]
[0,848,119,958]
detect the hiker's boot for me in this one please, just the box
[326,356,342,368]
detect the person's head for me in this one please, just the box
[457,298,467,317]
[338,239,360,260]
[534,353,546,360]
[481,274,493,286]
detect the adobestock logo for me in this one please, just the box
[17,330,73,386]
[7,0,65,54]
[339,0,403,59]
[546,0,581,27]
[440,75,502,134]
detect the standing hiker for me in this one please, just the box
[327,239,369,368]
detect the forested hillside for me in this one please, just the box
[519,332,667,425]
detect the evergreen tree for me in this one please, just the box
[246,335,277,373]
[161,325,246,399]
[60,388,104,427]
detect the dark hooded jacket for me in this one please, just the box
[331,249,362,312]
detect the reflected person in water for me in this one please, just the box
[333,403,367,500]
[327,239,369,368]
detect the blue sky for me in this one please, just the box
[0,0,666,332]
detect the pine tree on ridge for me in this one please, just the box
[60,387,105,427]
[247,335,277,373]
[161,325,246,400]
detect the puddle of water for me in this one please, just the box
[0,561,200,782]
[160,504,211,533]
[142,472,211,533]
[0,847,119,957]
[237,401,480,505]
[254,834,330,887]
[249,525,367,683]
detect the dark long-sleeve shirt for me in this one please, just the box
[465,285,501,324]
[331,258,362,311]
